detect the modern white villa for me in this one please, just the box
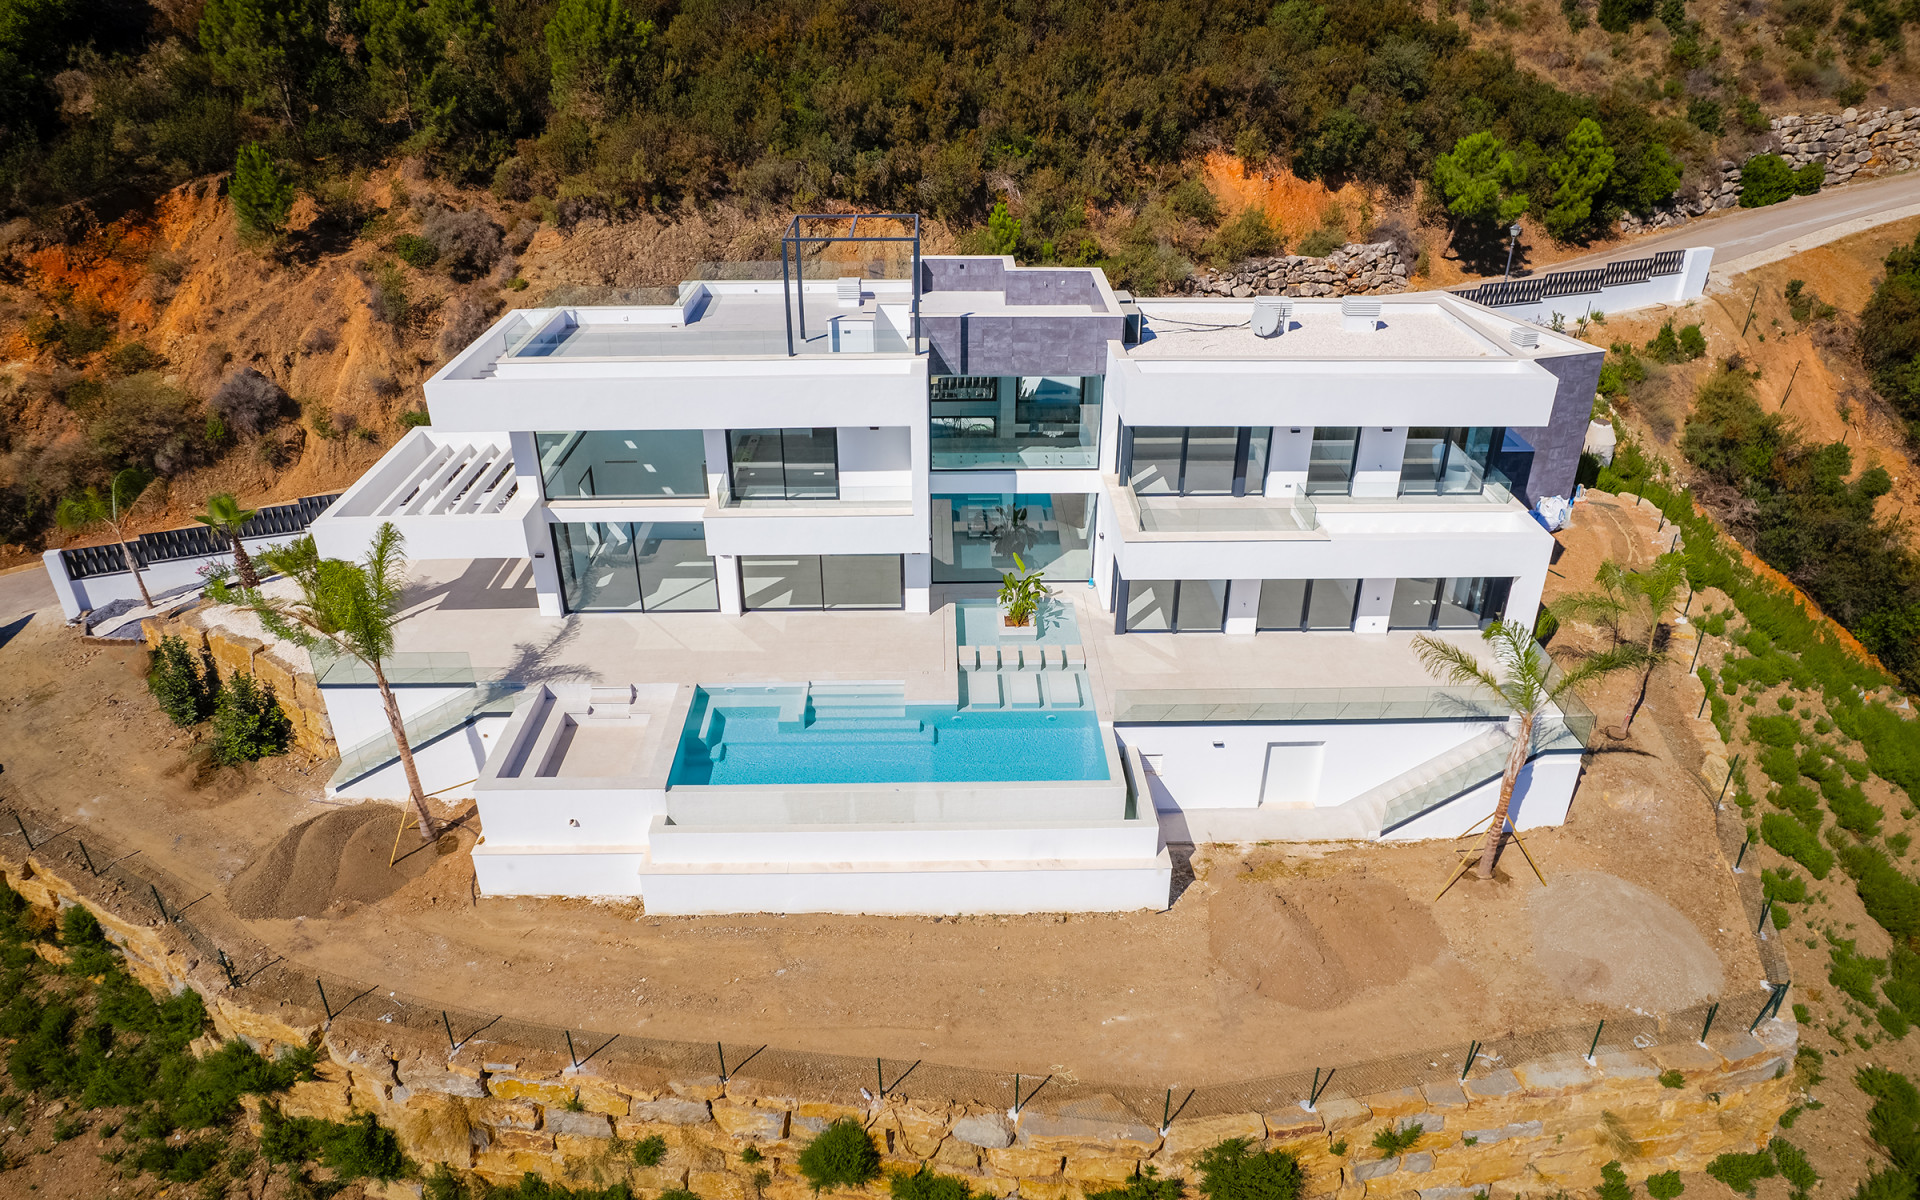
[288,215,1604,915]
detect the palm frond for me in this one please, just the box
[1412,634,1504,698]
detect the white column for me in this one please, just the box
[904,552,932,614]
[1224,579,1260,635]
[714,555,744,615]
[510,431,566,617]
[702,429,729,502]
[1354,577,1396,633]
[1352,427,1408,498]
[41,549,82,622]
[1267,427,1311,496]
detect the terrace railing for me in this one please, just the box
[59,494,340,580]
[1451,249,1686,309]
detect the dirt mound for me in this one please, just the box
[1528,871,1724,1011]
[228,805,449,919]
[1210,872,1445,1010]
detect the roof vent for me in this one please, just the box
[1508,326,1542,349]
[1341,296,1383,332]
[1252,297,1293,338]
[837,277,863,308]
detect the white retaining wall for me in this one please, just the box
[44,531,309,623]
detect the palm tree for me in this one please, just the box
[208,523,438,842]
[57,468,156,609]
[194,493,261,589]
[1414,620,1643,880]
[1617,552,1688,735]
[1550,557,1632,648]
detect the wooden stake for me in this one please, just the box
[390,812,420,868]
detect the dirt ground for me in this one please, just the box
[0,498,1765,1094]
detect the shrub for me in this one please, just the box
[421,207,506,277]
[209,674,292,765]
[1646,1170,1684,1199]
[1748,714,1802,747]
[1658,1068,1685,1088]
[1597,1160,1631,1200]
[1829,938,1887,1005]
[1839,844,1920,942]
[1771,783,1821,827]
[1370,1122,1423,1156]
[1857,1066,1920,1170]
[1194,1137,1304,1200]
[369,260,412,325]
[1167,177,1220,224]
[209,368,288,437]
[1646,321,1684,364]
[260,1109,407,1181]
[1740,154,1823,208]
[797,1118,881,1192]
[399,408,431,428]
[1761,744,1801,786]
[1761,813,1833,878]
[1678,324,1706,360]
[1706,1149,1777,1195]
[893,1166,976,1200]
[149,635,216,726]
[109,341,160,374]
[231,144,295,238]
[393,234,438,268]
[632,1134,667,1166]
[1202,206,1281,266]
[1086,1167,1184,1200]
[1762,866,1807,903]
[1771,1138,1818,1195]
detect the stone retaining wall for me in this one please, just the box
[140,608,334,755]
[1178,242,1409,298]
[0,849,1799,1200]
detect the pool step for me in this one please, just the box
[959,667,1087,711]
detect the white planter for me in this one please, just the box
[998,602,1041,639]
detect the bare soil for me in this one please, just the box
[0,496,1764,1093]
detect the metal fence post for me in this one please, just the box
[1460,1040,1481,1081]
[316,978,333,1022]
[1585,1021,1604,1065]
[1757,897,1773,936]
[1699,1001,1720,1045]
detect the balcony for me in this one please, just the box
[1103,476,1323,541]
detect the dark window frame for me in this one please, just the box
[1254,578,1362,632]
[549,521,721,615]
[727,428,840,501]
[1120,426,1274,497]
[738,554,906,611]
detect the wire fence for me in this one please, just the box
[0,801,1787,1127]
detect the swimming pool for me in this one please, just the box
[668,684,1110,786]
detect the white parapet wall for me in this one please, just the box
[1456,247,1714,326]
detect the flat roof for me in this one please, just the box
[1126,294,1583,361]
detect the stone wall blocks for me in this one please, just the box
[282,1079,354,1123]
[1462,1071,1520,1102]
[1016,1178,1073,1200]
[1064,1155,1143,1185]
[986,1147,1066,1176]
[1362,1089,1427,1119]
[1352,1156,1400,1182]
[1314,1098,1371,1134]
[711,1101,789,1142]
[690,1170,753,1200]
[1159,1112,1265,1162]
[473,1148,562,1182]
[670,1075,728,1101]
[953,1113,1016,1149]
[469,1098,541,1130]
[1714,1059,1789,1090]
[1264,1108,1327,1141]
[490,1129,556,1154]
[1648,1043,1721,1077]
[545,1109,613,1139]
[935,1138,984,1170]
[489,1076,579,1108]
[632,1166,691,1191]
[1593,1051,1659,1081]
[631,1097,714,1125]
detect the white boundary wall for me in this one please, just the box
[44,531,309,623]
[1475,247,1714,326]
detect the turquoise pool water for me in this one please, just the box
[668,684,1109,786]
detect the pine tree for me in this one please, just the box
[1432,132,1528,228]
[230,144,295,239]
[544,0,651,114]
[1543,118,1616,242]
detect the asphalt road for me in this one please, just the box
[0,565,56,652]
[1543,168,1920,274]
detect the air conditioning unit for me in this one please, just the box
[1252,297,1293,338]
[1341,296,1383,332]
[1508,326,1542,349]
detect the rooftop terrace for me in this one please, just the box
[1128,296,1582,361]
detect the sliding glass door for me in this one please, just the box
[1401,427,1499,496]
[728,428,839,501]
[1125,427,1273,496]
[1255,579,1361,631]
[1388,576,1512,629]
[552,522,720,613]
[1123,579,1229,632]
[740,555,904,610]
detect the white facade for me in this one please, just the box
[302,247,1611,915]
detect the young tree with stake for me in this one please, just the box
[194,493,261,588]
[57,468,157,609]
[208,523,440,841]
[1414,621,1642,879]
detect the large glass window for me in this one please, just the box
[553,522,719,613]
[1305,428,1360,496]
[740,555,904,610]
[728,428,838,501]
[1123,579,1228,632]
[1401,427,1499,496]
[929,375,1103,469]
[933,493,1095,582]
[1124,427,1274,496]
[1388,577,1512,630]
[537,430,707,499]
[1257,579,1361,631]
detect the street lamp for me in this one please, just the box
[1504,222,1522,282]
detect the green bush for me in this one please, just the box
[632,1134,667,1166]
[1760,744,1801,787]
[1646,321,1684,364]
[1761,813,1832,878]
[1679,324,1706,360]
[1858,1066,1920,1171]
[1370,1122,1423,1156]
[1597,1160,1631,1200]
[1658,1068,1685,1088]
[797,1118,881,1192]
[1761,866,1807,904]
[1706,1149,1777,1195]
[260,1108,407,1181]
[1770,783,1821,828]
[1195,1137,1304,1200]
[892,1166,976,1200]
[209,673,292,765]
[1740,154,1822,208]
[399,409,432,428]
[1839,844,1920,942]
[1646,1170,1684,1199]
[1201,206,1280,266]
[1748,714,1801,747]
[148,636,216,726]
[1087,1167,1184,1200]
[393,234,439,269]
[1829,938,1887,1006]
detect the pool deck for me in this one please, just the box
[289,558,1504,720]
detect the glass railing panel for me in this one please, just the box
[328,680,524,788]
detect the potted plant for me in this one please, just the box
[997,553,1048,639]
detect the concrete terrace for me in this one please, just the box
[304,557,1505,718]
